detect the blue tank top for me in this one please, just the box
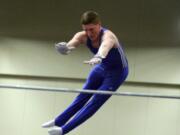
[86,28,128,70]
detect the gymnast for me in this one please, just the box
[42,10,129,135]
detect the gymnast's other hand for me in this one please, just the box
[84,56,102,66]
[55,42,75,55]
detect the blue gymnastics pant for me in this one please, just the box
[55,65,128,134]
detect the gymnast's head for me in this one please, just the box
[80,11,102,41]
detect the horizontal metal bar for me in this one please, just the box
[0,84,180,99]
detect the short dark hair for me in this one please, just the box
[80,11,101,25]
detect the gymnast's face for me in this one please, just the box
[82,23,101,41]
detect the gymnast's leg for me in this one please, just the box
[42,65,104,129]
[61,67,128,134]
[54,66,104,127]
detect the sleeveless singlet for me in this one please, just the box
[86,27,128,70]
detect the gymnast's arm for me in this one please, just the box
[55,31,86,55]
[66,31,86,48]
[96,31,116,58]
[84,31,116,65]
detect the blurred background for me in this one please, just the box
[0,0,180,135]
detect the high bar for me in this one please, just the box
[0,84,180,99]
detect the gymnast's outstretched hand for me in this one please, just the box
[55,42,75,55]
[84,55,102,66]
